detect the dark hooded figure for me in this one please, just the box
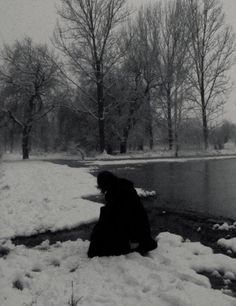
[87,171,157,258]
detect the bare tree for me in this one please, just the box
[109,1,191,154]
[104,14,157,154]
[128,6,161,150]
[153,0,191,152]
[187,0,235,149]
[0,38,59,159]
[115,67,144,154]
[54,0,129,153]
[109,20,153,154]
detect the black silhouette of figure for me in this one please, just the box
[87,171,157,258]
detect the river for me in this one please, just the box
[74,158,235,220]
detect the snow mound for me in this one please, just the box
[218,238,236,254]
[136,188,157,198]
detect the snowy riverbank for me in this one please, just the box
[0,161,101,240]
[1,160,236,305]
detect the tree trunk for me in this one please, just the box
[174,130,179,157]
[167,96,173,150]
[201,84,208,150]
[98,115,105,153]
[106,144,113,155]
[145,86,153,150]
[22,126,31,160]
[120,139,127,154]
[10,128,14,153]
[96,61,105,153]
[148,125,153,150]
[120,128,129,154]
[202,110,209,150]
[138,142,144,151]
[4,128,7,152]
[174,86,179,158]
[147,107,154,150]
[22,95,35,159]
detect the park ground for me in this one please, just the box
[1,155,236,305]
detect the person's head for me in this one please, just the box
[97,171,118,193]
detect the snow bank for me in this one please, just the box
[157,233,236,282]
[218,238,236,254]
[0,233,236,306]
[213,222,236,231]
[0,161,101,240]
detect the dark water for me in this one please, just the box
[98,158,236,220]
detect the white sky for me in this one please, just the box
[0,0,236,123]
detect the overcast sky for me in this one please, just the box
[0,0,236,123]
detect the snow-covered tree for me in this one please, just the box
[0,38,59,159]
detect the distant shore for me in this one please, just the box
[2,148,236,163]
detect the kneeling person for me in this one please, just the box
[87,171,157,258]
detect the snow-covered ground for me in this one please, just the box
[0,161,101,240]
[1,232,236,306]
[1,160,236,305]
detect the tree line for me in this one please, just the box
[0,0,235,159]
